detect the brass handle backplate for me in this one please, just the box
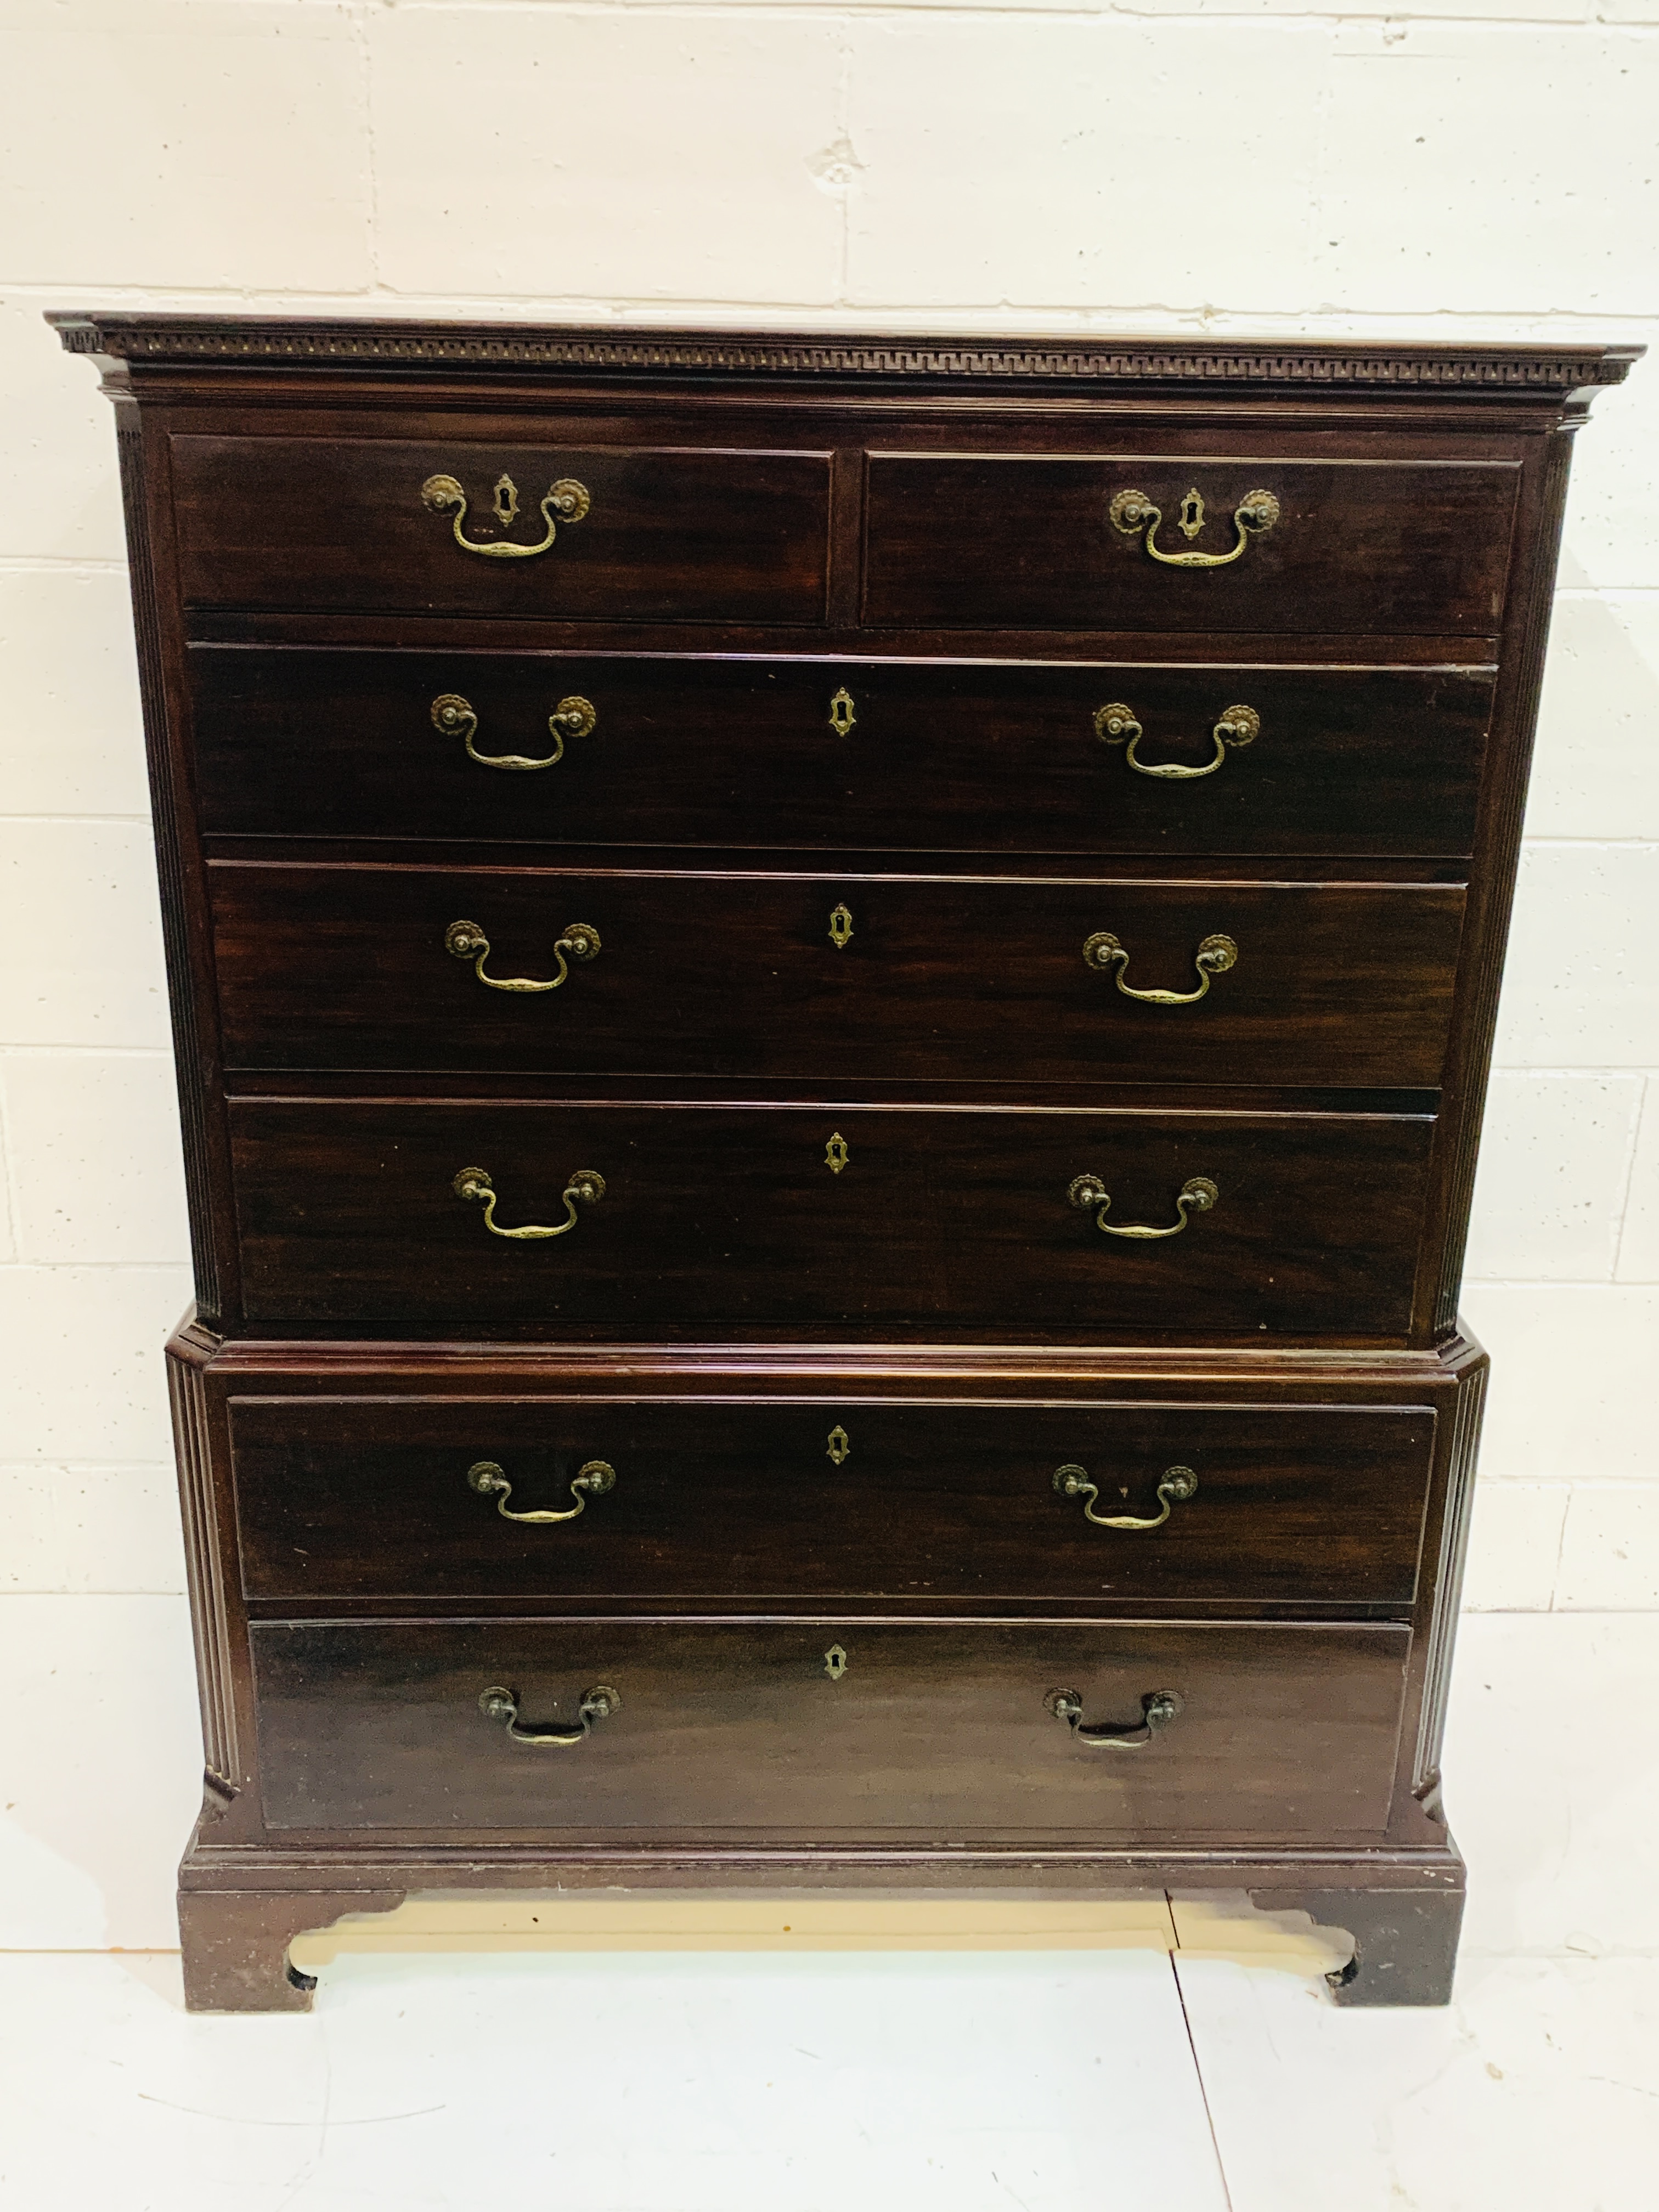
[1046,1687,1183,1748]
[422,471,590,559]
[1068,1172,1218,1240]
[479,1683,619,1746]
[467,1458,616,1525]
[445,918,601,994]
[1053,1462,1198,1532]
[1083,929,1238,1005]
[1110,486,1279,569]
[431,690,596,772]
[453,1165,605,1240]
[1094,701,1260,780]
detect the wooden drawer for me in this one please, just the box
[211,864,1465,1091]
[228,1099,1434,1335]
[231,1396,1435,1606]
[187,647,1494,859]
[864,457,1520,636]
[249,1617,1409,1838]
[170,437,832,622]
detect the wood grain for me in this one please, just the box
[227,1097,1435,1336]
[249,1617,1410,1839]
[187,646,1494,859]
[208,864,1466,1089]
[170,436,833,623]
[229,1396,1435,1606]
[864,456,1520,635]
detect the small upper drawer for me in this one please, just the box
[230,1396,1435,1607]
[864,457,1520,636]
[169,437,832,622]
[188,647,1493,857]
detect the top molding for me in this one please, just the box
[49,312,1641,393]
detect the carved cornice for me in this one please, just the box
[49,313,1641,391]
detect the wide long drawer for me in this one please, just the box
[249,1617,1410,1838]
[227,1099,1434,1334]
[230,1396,1435,1605]
[187,647,1494,857]
[864,455,1520,636]
[170,436,832,622]
[210,865,1465,1090]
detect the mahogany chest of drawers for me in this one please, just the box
[57,313,1637,2010]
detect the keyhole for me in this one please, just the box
[824,1645,848,1680]
[1177,488,1206,541]
[825,1132,850,1175]
[826,1425,850,1467]
[828,687,856,736]
[493,473,521,528]
[828,903,854,950]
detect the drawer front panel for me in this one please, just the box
[229,1101,1433,1335]
[188,647,1493,858]
[232,1397,1435,1605]
[171,438,832,622]
[250,1617,1409,1838]
[211,867,1466,1090]
[864,458,1519,636]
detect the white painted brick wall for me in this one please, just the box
[2,7,1657,1932]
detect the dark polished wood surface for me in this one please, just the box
[171,436,834,622]
[60,312,1635,2007]
[209,864,1466,1088]
[250,1617,1410,1838]
[188,647,1494,857]
[864,456,1519,634]
[228,1098,1434,1334]
[229,1397,1435,1606]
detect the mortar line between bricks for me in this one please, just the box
[15,281,1659,330]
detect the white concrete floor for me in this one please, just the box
[1,1612,1656,2210]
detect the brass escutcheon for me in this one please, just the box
[1109,486,1279,569]
[824,1645,848,1680]
[422,470,590,559]
[828,687,857,737]
[825,1132,850,1175]
[826,1425,851,1467]
[828,902,854,950]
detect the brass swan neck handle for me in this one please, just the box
[431,691,596,772]
[453,1166,605,1240]
[1109,486,1279,569]
[1053,1463,1198,1531]
[479,1683,619,1746]
[422,471,590,560]
[1068,1172,1218,1240]
[1046,1688,1183,1748]
[445,918,601,994]
[1094,701,1260,780]
[1083,930,1237,1005]
[467,1458,616,1525]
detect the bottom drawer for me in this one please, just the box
[250,1619,1408,1841]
